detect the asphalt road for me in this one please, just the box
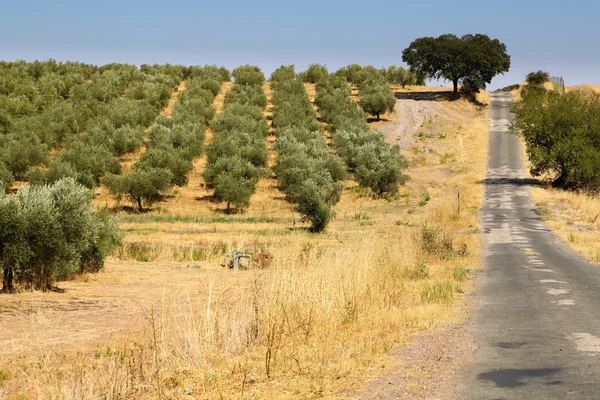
[460,92,600,399]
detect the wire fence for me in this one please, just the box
[550,76,565,93]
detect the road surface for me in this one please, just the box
[460,92,600,399]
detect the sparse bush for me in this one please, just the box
[525,70,550,87]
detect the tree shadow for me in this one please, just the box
[477,368,561,388]
[287,226,311,232]
[366,117,392,123]
[394,90,487,107]
[106,205,154,214]
[478,177,545,187]
[394,91,459,102]
[194,194,216,202]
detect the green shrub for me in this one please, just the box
[334,64,363,85]
[104,168,173,211]
[358,81,396,120]
[526,70,550,87]
[173,96,215,123]
[354,143,409,196]
[0,134,48,179]
[0,162,15,192]
[224,84,268,109]
[513,89,600,191]
[84,121,145,156]
[232,65,265,86]
[300,64,329,84]
[421,282,453,304]
[211,108,269,137]
[297,180,332,232]
[0,178,123,292]
[218,67,231,83]
[211,156,261,213]
[137,147,193,187]
[270,65,296,84]
[148,122,205,161]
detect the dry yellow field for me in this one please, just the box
[0,86,489,399]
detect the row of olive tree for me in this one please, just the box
[0,178,123,293]
[105,66,230,211]
[271,65,345,232]
[314,73,409,196]
[299,63,424,88]
[202,65,269,213]
[513,73,600,191]
[26,68,183,190]
[0,62,229,193]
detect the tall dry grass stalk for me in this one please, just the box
[1,91,488,399]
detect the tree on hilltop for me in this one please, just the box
[402,34,510,94]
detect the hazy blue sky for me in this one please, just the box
[1,0,598,89]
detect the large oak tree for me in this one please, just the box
[402,34,510,94]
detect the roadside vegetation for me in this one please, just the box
[513,71,600,265]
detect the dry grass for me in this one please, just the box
[0,87,489,399]
[519,139,600,264]
[566,84,600,93]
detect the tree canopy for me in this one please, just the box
[402,34,510,94]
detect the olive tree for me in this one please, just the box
[232,65,265,86]
[300,64,329,84]
[104,168,173,212]
[358,82,396,120]
[0,179,123,292]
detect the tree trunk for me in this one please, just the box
[376,113,380,121]
[136,197,143,212]
[2,267,14,293]
[453,79,459,94]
